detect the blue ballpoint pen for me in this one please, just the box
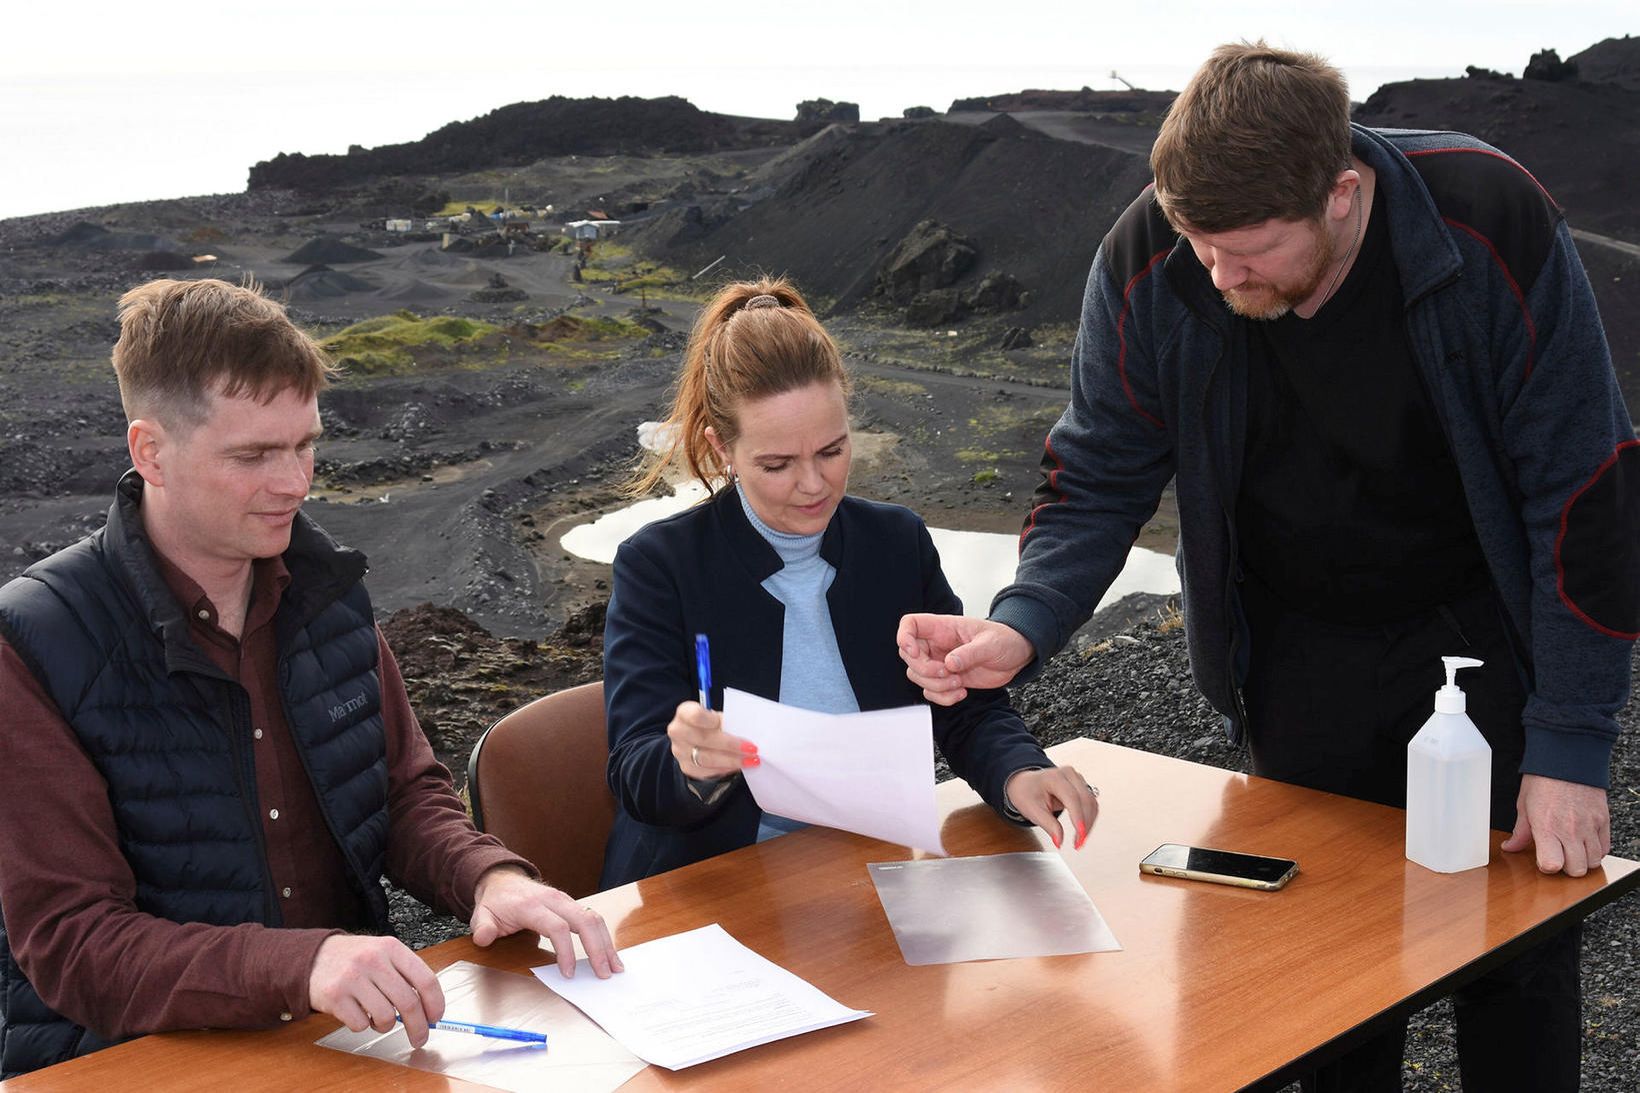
[695,632,712,710]
[397,1014,548,1045]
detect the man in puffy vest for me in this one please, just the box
[0,278,622,1078]
[900,42,1632,1093]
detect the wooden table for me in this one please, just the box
[6,739,1635,1092]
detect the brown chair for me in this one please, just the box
[468,680,616,899]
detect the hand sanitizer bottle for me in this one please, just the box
[1406,656,1492,873]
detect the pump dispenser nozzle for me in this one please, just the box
[1435,656,1484,714]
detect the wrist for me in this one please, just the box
[987,597,1053,680]
[474,863,531,903]
[1002,766,1043,820]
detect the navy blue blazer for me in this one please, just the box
[600,486,1052,888]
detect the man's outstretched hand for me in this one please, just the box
[470,865,624,979]
[897,614,1034,705]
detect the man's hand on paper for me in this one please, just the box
[897,614,1034,706]
[1005,766,1101,850]
[668,700,760,779]
[308,933,445,1047]
[1501,774,1610,877]
[470,865,625,979]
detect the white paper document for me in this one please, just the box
[725,686,947,855]
[316,960,645,1093]
[534,923,872,1070]
[868,851,1123,965]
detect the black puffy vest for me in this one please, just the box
[0,473,391,1078]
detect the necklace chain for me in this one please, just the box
[1317,187,1364,310]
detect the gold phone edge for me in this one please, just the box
[1139,862,1298,891]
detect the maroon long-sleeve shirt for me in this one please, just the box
[0,553,530,1039]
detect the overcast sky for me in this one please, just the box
[3,0,1631,218]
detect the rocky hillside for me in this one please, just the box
[947,88,1176,115]
[1570,33,1640,91]
[1355,65,1640,239]
[632,113,1156,322]
[248,95,815,192]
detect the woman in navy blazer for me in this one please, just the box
[599,278,1099,888]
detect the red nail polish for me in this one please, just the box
[743,756,761,768]
[740,741,759,755]
[1051,830,1062,848]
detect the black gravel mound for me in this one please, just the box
[279,264,375,301]
[640,116,1155,321]
[49,221,183,252]
[284,236,383,264]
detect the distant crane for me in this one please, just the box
[1110,70,1138,91]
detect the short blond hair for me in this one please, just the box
[1151,41,1353,232]
[111,278,336,429]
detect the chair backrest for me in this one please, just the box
[468,680,614,899]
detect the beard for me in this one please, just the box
[1221,224,1336,321]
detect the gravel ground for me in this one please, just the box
[388,611,1637,1090]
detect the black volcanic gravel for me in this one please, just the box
[388,613,1637,1091]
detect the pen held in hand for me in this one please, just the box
[695,632,712,710]
[397,1014,548,1046]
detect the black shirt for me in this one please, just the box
[1236,184,1490,624]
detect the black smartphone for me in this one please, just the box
[1139,843,1299,891]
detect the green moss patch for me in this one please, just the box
[508,314,651,344]
[325,308,653,376]
[579,246,694,297]
[323,311,500,375]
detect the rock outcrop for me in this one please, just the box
[796,98,860,124]
[876,219,978,304]
[1524,48,1579,82]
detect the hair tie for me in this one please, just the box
[743,294,781,310]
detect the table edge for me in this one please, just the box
[1243,859,1640,1090]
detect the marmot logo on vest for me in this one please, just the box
[328,692,369,723]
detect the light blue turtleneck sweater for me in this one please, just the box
[738,484,858,840]
[738,484,860,716]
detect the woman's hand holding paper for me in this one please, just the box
[668,701,760,780]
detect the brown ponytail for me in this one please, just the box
[629,276,851,496]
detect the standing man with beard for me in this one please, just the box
[899,42,1635,1092]
[0,279,620,1079]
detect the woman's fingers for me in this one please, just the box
[1008,766,1101,850]
[667,701,759,777]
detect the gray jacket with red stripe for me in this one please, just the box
[990,124,1637,789]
